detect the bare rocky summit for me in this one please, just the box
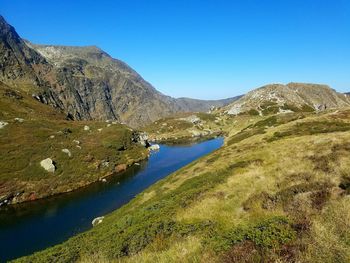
[226,83,350,116]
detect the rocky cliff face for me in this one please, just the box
[0,16,236,127]
[0,16,52,88]
[226,83,350,115]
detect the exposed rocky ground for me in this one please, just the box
[225,83,350,116]
[143,112,225,144]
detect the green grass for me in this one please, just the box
[281,103,315,112]
[14,161,253,262]
[5,81,350,263]
[0,83,147,204]
[268,121,350,142]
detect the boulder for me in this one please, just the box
[84,125,90,131]
[0,121,8,129]
[101,161,109,168]
[14,118,24,123]
[92,216,104,226]
[98,128,103,132]
[115,164,127,173]
[73,140,80,145]
[189,130,201,137]
[132,131,150,147]
[62,149,72,157]
[179,115,201,124]
[40,158,55,173]
[149,144,160,151]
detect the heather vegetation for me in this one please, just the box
[14,107,350,263]
[0,83,148,204]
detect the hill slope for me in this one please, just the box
[0,81,148,205]
[0,15,236,127]
[14,107,350,263]
[225,83,350,116]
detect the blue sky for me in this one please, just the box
[1,0,350,99]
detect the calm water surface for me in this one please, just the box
[0,137,223,262]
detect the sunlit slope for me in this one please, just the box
[15,108,350,262]
[0,82,147,204]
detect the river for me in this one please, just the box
[0,137,223,261]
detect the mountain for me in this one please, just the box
[0,80,150,206]
[0,15,236,127]
[16,104,350,262]
[225,83,350,115]
[175,95,242,112]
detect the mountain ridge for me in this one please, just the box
[225,82,350,115]
[0,15,238,127]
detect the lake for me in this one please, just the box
[0,137,223,262]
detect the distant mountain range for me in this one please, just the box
[0,15,238,127]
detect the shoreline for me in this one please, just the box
[0,154,148,208]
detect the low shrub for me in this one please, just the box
[208,216,296,253]
[268,121,350,142]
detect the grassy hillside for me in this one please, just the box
[143,112,224,144]
[0,82,148,204]
[14,107,350,262]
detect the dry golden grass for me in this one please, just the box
[124,109,350,262]
[14,108,350,263]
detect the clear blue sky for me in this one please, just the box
[1,0,350,99]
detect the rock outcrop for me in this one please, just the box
[132,131,150,147]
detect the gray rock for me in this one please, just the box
[101,161,109,168]
[189,130,201,137]
[149,144,160,151]
[84,125,90,131]
[0,121,8,129]
[92,216,104,226]
[40,158,55,173]
[62,149,72,157]
[179,115,201,124]
[132,131,150,147]
[14,117,24,123]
